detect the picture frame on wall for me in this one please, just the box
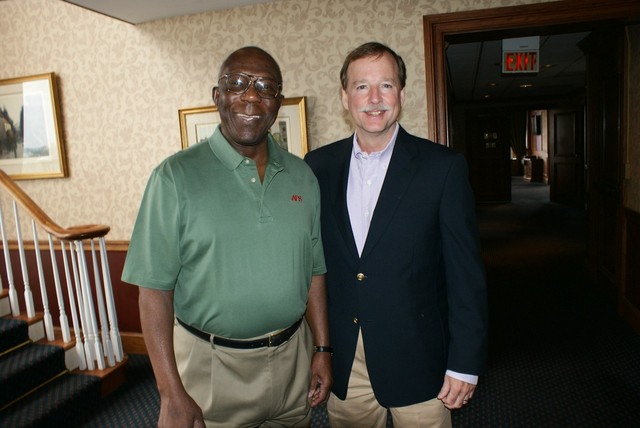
[178,96,309,158]
[0,72,68,180]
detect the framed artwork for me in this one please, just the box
[0,72,67,180]
[178,96,309,158]
[178,105,220,150]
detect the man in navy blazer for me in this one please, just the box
[305,42,488,427]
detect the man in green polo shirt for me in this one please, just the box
[122,46,332,427]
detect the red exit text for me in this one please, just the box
[502,51,538,73]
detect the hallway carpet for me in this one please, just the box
[452,177,640,427]
[79,178,640,427]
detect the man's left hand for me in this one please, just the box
[437,375,476,410]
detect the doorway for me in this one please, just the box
[422,0,640,322]
[444,29,587,206]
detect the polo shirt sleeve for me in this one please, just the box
[121,165,181,290]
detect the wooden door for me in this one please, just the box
[467,111,511,203]
[548,107,585,207]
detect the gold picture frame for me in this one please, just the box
[178,96,309,158]
[0,72,68,180]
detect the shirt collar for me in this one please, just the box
[209,125,284,171]
[352,122,399,159]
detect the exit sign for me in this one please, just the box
[502,36,540,74]
[502,51,539,73]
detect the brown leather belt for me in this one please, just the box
[176,317,303,349]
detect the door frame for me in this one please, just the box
[422,0,640,145]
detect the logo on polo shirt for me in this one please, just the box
[291,194,302,202]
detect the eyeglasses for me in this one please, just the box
[218,73,282,99]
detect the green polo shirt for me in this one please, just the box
[122,127,326,338]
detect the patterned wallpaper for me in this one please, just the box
[2,0,636,241]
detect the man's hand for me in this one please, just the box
[437,375,476,410]
[304,274,332,407]
[158,389,206,428]
[307,352,333,407]
[138,288,205,427]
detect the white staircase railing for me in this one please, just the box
[0,170,122,371]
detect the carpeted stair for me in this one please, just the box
[0,309,102,427]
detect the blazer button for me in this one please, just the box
[352,317,359,324]
[356,273,366,281]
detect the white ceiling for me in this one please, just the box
[62,0,277,24]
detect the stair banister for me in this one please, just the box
[0,169,121,372]
[0,170,110,241]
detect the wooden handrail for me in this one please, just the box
[0,170,110,241]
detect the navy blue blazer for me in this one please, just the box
[305,126,488,407]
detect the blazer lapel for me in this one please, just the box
[330,139,360,261]
[360,129,418,260]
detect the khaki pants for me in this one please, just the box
[174,319,313,428]
[327,329,451,428]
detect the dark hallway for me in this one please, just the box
[453,177,640,427]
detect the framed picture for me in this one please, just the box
[0,72,67,180]
[179,97,309,158]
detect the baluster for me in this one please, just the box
[75,240,105,370]
[100,237,123,362]
[60,241,86,370]
[90,240,114,367]
[0,205,19,316]
[13,201,35,317]
[69,240,93,370]
[49,235,71,343]
[31,221,54,341]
